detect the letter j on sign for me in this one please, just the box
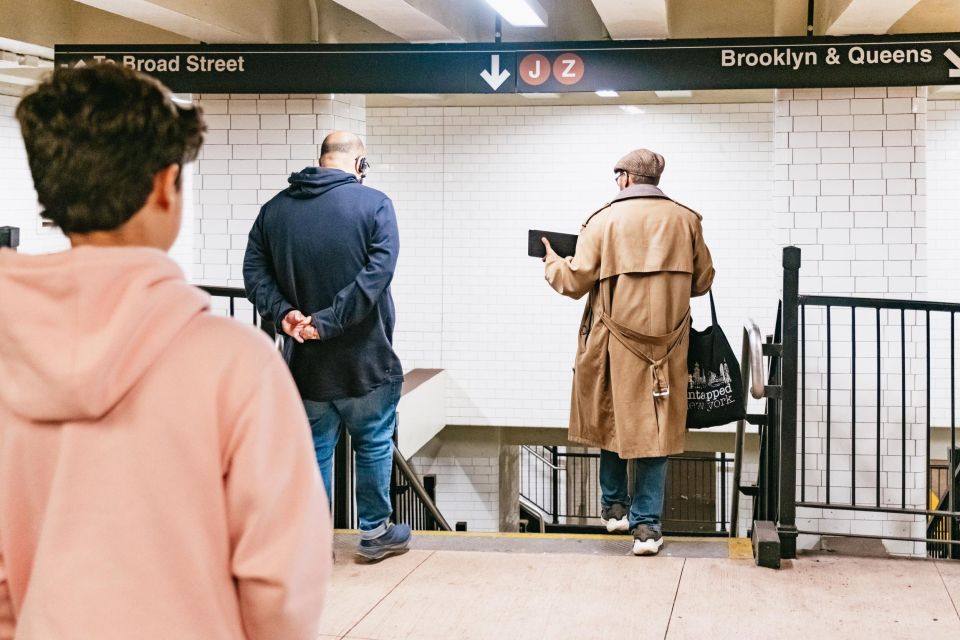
[520,54,550,86]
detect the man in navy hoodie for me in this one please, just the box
[243,131,410,562]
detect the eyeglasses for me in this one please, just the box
[613,171,624,184]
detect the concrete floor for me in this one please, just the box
[322,531,960,640]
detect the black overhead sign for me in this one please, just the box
[55,33,960,94]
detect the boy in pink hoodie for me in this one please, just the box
[0,64,332,638]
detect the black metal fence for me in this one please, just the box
[197,285,274,337]
[331,428,449,531]
[200,285,450,532]
[520,445,732,535]
[0,226,19,251]
[776,247,960,557]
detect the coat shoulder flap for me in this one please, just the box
[599,198,702,279]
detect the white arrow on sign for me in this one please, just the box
[480,54,510,91]
[946,48,960,78]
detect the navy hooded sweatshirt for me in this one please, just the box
[243,167,403,401]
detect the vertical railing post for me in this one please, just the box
[779,246,801,559]
[719,452,727,533]
[951,447,960,560]
[550,446,560,525]
[332,428,351,529]
[0,226,20,252]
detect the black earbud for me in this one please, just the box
[357,156,370,178]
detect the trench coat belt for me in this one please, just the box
[599,308,692,398]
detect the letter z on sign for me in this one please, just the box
[552,53,584,85]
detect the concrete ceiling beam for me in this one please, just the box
[73,0,288,43]
[819,0,923,35]
[328,0,492,42]
[590,0,668,39]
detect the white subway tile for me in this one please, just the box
[230,115,260,129]
[260,114,290,130]
[854,114,886,130]
[257,130,287,145]
[817,131,850,147]
[854,87,887,98]
[228,100,257,114]
[256,99,286,114]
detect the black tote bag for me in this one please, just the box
[686,291,746,429]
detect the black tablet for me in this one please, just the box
[528,229,578,258]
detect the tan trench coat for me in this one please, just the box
[545,185,715,458]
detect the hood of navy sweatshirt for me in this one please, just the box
[285,166,358,199]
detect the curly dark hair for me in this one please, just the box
[16,64,205,234]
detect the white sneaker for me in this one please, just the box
[600,504,630,533]
[605,516,629,533]
[631,537,664,555]
[631,525,663,556]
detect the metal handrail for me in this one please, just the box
[393,445,453,531]
[521,445,565,470]
[745,321,765,400]
[730,320,767,537]
[518,495,548,534]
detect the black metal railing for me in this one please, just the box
[200,285,450,532]
[0,226,19,251]
[196,285,274,338]
[332,428,451,531]
[519,445,732,535]
[777,246,960,557]
[927,450,960,559]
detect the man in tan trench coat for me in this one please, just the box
[542,148,714,555]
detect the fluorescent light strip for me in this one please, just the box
[595,90,619,98]
[485,0,547,27]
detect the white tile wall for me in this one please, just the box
[191,93,367,287]
[927,99,960,304]
[775,87,929,555]
[0,92,67,255]
[411,427,500,532]
[366,101,777,428]
[774,87,926,298]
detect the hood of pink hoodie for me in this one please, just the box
[0,246,209,422]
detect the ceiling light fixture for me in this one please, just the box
[485,0,548,27]
[655,90,693,98]
[595,90,619,98]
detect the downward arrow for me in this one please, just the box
[946,48,960,78]
[480,54,510,91]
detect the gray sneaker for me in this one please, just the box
[356,522,412,563]
[631,524,663,556]
[600,503,630,533]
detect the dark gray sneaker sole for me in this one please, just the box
[355,544,411,563]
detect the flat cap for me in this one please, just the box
[613,148,665,179]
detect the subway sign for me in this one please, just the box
[55,32,960,94]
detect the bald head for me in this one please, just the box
[320,131,366,177]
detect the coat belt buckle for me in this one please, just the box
[653,382,670,398]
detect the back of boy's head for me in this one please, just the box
[16,64,206,234]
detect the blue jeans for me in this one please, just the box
[304,377,402,532]
[599,450,668,532]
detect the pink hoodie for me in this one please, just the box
[0,246,331,639]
